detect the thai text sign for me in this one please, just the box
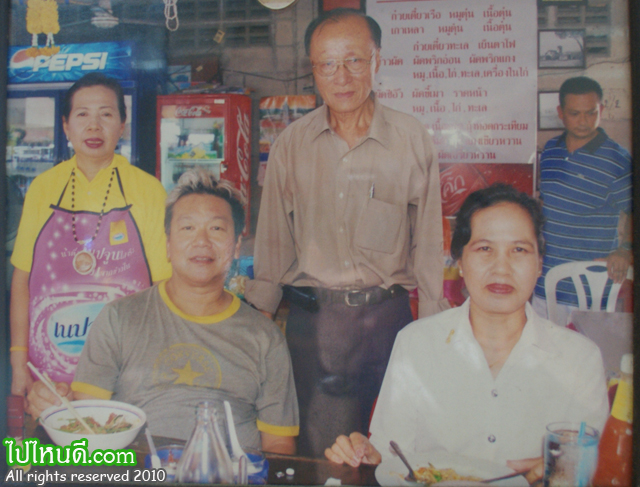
[368,0,537,164]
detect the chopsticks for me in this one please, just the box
[26,361,94,435]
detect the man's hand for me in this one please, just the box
[600,248,632,283]
[26,380,73,419]
[259,309,275,320]
[507,457,544,485]
[325,432,382,467]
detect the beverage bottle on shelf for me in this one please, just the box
[175,401,235,484]
[592,353,633,487]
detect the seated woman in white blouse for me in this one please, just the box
[325,184,608,482]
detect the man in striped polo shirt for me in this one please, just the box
[533,77,632,325]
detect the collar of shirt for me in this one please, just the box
[70,153,129,186]
[555,127,608,154]
[308,95,392,150]
[158,280,241,325]
[448,299,561,356]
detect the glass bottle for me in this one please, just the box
[592,354,633,487]
[176,401,235,484]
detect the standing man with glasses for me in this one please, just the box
[245,8,448,456]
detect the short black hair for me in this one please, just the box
[559,76,603,108]
[304,8,382,56]
[62,73,127,122]
[450,183,545,261]
[165,169,246,239]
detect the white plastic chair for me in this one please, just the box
[544,261,633,326]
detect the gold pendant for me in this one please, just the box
[73,250,96,275]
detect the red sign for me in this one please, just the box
[440,163,534,217]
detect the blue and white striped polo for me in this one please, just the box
[534,128,632,306]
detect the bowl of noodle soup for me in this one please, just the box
[41,399,146,453]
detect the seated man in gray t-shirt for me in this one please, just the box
[26,169,299,454]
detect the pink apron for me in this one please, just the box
[28,168,152,383]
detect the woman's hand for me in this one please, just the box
[507,457,544,485]
[325,432,382,467]
[10,354,34,399]
[26,380,73,419]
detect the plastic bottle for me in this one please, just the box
[592,353,633,487]
[175,401,235,484]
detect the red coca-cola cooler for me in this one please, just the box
[156,94,251,233]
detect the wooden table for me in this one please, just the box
[24,415,379,485]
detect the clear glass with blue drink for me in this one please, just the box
[544,422,599,487]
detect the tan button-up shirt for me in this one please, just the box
[245,98,449,318]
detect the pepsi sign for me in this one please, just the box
[8,42,134,84]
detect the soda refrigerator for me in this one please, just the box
[156,94,252,233]
[6,42,141,196]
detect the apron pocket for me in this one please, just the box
[354,198,403,254]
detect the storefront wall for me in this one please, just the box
[1,0,638,471]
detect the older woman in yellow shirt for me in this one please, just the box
[10,73,170,401]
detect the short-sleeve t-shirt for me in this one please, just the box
[11,155,171,281]
[534,129,632,306]
[72,282,299,446]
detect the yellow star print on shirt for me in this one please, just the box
[172,360,204,386]
[152,343,222,389]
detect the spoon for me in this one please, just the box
[223,401,251,481]
[224,401,247,459]
[145,428,162,469]
[390,441,417,482]
[480,471,524,483]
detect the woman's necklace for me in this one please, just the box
[70,168,115,245]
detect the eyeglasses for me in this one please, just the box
[312,55,374,77]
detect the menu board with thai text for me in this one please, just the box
[369,0,537,165]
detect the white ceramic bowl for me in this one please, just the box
[41,399,146,453]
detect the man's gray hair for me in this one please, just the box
[165,168,246,238]
[304,8,382,55]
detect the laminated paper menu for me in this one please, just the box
[368,0,538,166]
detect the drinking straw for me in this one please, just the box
[576,421,588,487]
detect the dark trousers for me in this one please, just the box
[286,294,413,457]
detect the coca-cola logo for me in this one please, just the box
[235,107,251,204]
[175,105,212,117]
[440,164,488,217]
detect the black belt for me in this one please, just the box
[283,284,407,313]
